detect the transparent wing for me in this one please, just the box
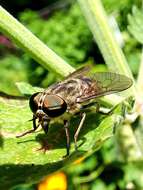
[65,66,91,79]
[77,72,133,103]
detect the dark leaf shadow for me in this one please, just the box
[16,112,104,153]
[0,161,62,190]
[0,113,112,189]
[0,150,87,190]
[0,91,28,100]
[0,133,4,148]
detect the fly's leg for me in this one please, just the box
[81,102,114,115]
[41,116,50,135]
[74,112,86,151]
[16,114,38,138]
[36,117,50,153]
[96,102,117,115]
[63,120,70,157]
[33,114,37,130]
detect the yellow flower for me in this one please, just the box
[38,171,67,190]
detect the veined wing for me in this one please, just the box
[77,72,133,103]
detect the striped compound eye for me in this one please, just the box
[42,95,67,117]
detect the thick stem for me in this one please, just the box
[0,6,74,77]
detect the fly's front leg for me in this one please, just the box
[41,116,50,135]
[33,114,37,130]
[37,117,50,153]
[16,114,38,138]
[74,112,86,151]
[63,120,70,157]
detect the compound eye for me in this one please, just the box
[42,95,67,117]
[29,92,41,113]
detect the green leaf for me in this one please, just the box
[128,6,143,44]
[15,82,43,96]
[0,94,129,189]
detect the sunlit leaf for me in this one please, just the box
[0,93,131,189]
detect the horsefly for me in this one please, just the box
[16,66,133,156]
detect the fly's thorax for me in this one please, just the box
[48,78,92,105]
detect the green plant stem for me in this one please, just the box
[74,166,104,184]
[0,6,74,77]
[78,0,142,160]
[133,49,143,116]
[116,124,142,161]
[78,0,136,97]
[137,49,143,97]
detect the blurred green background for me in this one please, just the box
[0,0,142,190]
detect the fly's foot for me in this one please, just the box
[74,143,78,151]
[63,152,69,158]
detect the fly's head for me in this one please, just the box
[29,92,67,129]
